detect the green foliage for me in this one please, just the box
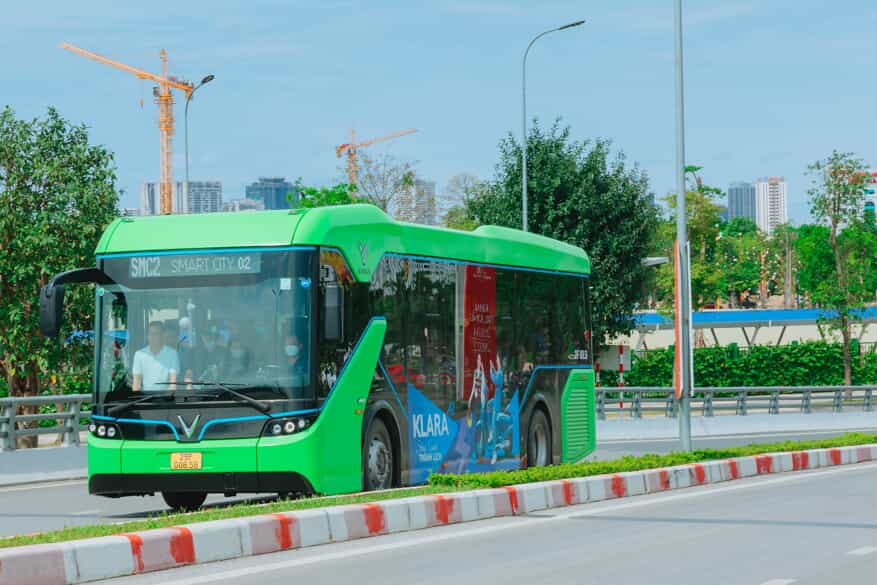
[806,151,872,384]
[293,183,360,208]
[0,106,118,401]
[443,205,479,231]
[467,119,658,344]
[429,432,877,489]
[0,485,452,549]
[623,341,877,387]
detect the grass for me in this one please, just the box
[2,432,875,550]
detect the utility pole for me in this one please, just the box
[674,0,693,451]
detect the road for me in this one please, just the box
[0,428,865,539]
[90,458,877,585]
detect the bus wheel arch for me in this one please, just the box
[362,405,401,490]
[526,402,553,469]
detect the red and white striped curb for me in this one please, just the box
[2,443,875,585]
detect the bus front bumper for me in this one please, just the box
[89,471,313,497]
[88,433,320,497]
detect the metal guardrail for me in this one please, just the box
[0,394,91,451]
[596,386,877,420]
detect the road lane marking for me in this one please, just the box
[846,546,877,556]
[73,509,101,516]
[144,462,877,585]
[758,580,796,585]
[0,479,87,493]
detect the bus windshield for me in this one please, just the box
[95,249,315,404]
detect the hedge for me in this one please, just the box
[428,432,877,489]
[601,341,877,388]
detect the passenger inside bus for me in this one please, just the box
[223,337,252,380]
[132,321,180,391]
[189,326,226,382]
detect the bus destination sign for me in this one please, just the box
[129,253,262,279]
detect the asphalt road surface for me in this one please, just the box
[91,458,877,585]
[0,429,866,539]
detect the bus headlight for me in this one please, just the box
[262,414,317,437]
[90,421,122,440]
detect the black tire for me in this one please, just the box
[162,491,207,512]
[527,409,552,468]
[363,417,394,491]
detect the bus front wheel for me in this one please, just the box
[527,409,552,468]
[162,491,207,512]
[363,417,394,491]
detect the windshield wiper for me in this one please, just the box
[172,381,271,414]
[107,392,176,417]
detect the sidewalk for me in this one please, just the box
[597,411,877,441]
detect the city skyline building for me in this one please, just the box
[245,177,298,210]
[186,181,223,214]
[140,181,222,215]
[728,181,757,223]
[140,181,184,215]
[395,178,437,225]
[755,176,788,234]
[222,198,266,213]
[413,179,437,226]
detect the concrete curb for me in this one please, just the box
[2,443,875,585]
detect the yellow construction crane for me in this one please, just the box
[335,128,417,186]
[60,42,196,215]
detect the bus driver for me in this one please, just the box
[132,321,180,391]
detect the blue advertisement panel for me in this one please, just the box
[408,374,521,483]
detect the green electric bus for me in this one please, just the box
[40,204,596,510]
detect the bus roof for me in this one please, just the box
[96,204,590,279]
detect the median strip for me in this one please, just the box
[1,432,876,585]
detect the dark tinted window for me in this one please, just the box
[370,257,456,409]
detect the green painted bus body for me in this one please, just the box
[88,205,593,495]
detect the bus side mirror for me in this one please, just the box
[323,284,342,341]
[39,284,65,338]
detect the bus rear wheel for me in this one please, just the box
[363,417,394,491]
[527,409,552,468]
[162,491,207,512]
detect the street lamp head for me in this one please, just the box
[201,74,215,85]
[557,19,586,30]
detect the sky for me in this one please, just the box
[4,0,877,223]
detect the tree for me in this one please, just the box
[807,151,870,385]
[292,183,359,208]
[440,173,485,230]
[443,205,479,231]
[715,218,763,308]
[0,107,119,444]
[795,224,834,305]
[655,166,726,309]
[354,151,416,214]
[466,120,658,344]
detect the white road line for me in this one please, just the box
[0,479,87,493]
[846,546,877,556]
[147,462,877,585]
[73,509,101,516]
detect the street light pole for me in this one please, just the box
[521,19,585,232]
[674,0,693,451]
[184,74,215,214]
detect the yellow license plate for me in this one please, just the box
[170,452,202,470]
